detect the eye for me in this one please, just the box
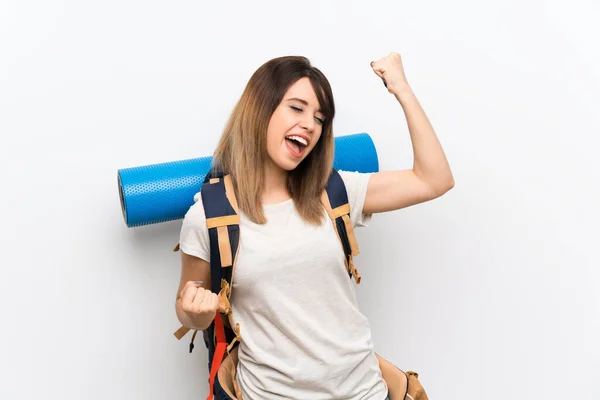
[290,105,325,125]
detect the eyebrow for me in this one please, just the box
[287,97,322,113]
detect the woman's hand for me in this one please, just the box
[178,280,219,330]
[370,52,410,95]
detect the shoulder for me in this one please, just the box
[337,169,373,203]
[336,169,373,228]
[183,192,208,227]
[179,191,211,261]
[337,170,373,190]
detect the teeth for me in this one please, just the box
[286,135,308,146]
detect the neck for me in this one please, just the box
[262,161,290,204]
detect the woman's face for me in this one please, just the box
[265,77,326,172]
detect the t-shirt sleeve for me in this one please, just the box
[338,170,373,228]
[178,192,211,262]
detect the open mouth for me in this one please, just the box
[285,135,309,157]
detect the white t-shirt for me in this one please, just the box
[179,170,388,400]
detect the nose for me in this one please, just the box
[300,115,315,132]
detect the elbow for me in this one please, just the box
[445,176,455,192]
[414,164,454,198]
[430,175,455,198]
[441,168,455,192]
[442,175,455,194]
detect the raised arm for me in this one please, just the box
[364,52,454,214]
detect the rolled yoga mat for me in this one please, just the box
[117,132,379,227]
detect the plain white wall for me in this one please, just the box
[1,0,599,399]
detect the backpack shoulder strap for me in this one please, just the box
[320,168,361,284]
[173,173,242,399]
[201,173,240,294]
[173,173,241,346]
[199,174,242,398]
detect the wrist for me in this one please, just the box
[391,81,413,100]
[189,311,216,331]
[182,315,207,331]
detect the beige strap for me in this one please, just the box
[332,203,350,218]
[218,282,231,315]
[223,175,240,213]
[221,279,232,298]
[210,177,219,184]
[225,242,241,332]
[320,190,362,283]
[173,325,190,340]
[217,225,233,267]
[206,214,240,229]
[320,191,335,220]
[233,370,243,399]
[349,257,361,284]
[342,214,360,256]
[227,323,242,354]
[321,191,351,276]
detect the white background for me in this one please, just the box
[1,1,599,399]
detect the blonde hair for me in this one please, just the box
[212,56,336,225]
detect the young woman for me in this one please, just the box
[176,53,454,399]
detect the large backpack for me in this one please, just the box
[173,168,428,400]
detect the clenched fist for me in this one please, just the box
[370,52,410,96]
[179,281,219,330]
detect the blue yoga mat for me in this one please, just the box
[118,132,379,227]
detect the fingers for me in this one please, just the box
[180,280,219,315]
[370,60,387,88]
[191,288,207,310]
[180,282,199,307]
[371,54,389,67]
[179,280,203,299]
[190,290,218,314]
[181,281,205,311]
[371,52,402,74]
[370,61,387,88]
[371,53,406,91]
[181,286,203,313]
